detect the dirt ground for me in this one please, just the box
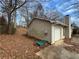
[36,36,79,59]
[1,27,79,59]
[0,28,42,59]
[72,35,79,43]
[64,35,79,53]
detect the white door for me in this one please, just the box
[54,26,61,41]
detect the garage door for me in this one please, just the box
[54,26,61,41]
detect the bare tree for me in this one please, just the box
[19,1,44,27]
[0,0,26,34]
[19,5,29,27]
[33,2,44,18]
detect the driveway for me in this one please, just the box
[36,39,79,59]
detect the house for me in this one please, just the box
[27,15,72,44]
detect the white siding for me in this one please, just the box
[51,24,64,44]
[28,19,51,43]
[28,19,65,44]
[51,25,55,44]
[54,26,61,41]
[61,27,65,39]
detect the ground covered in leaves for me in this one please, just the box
[64,36,79,54]
[0,28,42,59]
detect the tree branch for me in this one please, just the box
[0,1,5,6]
[11,0,27,13]
[16,0,27,9]
[9,0,12,6]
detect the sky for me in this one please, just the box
[19,0,79,22]
[38,0,79,26]
[0,0,78,26]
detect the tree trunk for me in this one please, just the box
[7,13,12,34]
[13,11,16,28]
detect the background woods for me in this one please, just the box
[0,0,26,34]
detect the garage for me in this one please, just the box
[28,17,69,44]
[54,26,61,42]
[51,25,62,43]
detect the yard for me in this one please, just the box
[36,35,79,59]
[64,35,79,53]
[0,27,79,59]
[0,28,42,59]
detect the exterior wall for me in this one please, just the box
[27,19,51,43]
[61,27,65,39]
[64,16,71,38]
[51,25,55,44]
[51,24,64,44]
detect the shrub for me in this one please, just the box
[0,16,7,25]
[0,16,17,34]
[0,16,7,34]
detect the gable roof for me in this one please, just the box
[28,17,68,27]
